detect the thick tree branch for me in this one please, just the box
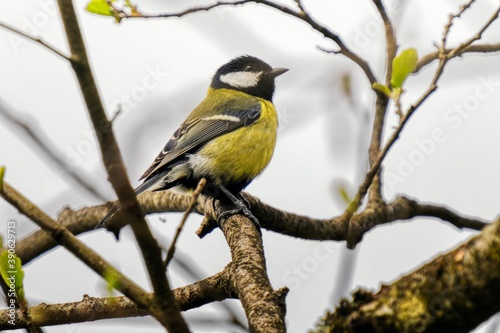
[244,195,488,248]
[208,201,288,332]
[12,191,488,267]
[0,182,166,326]
[0,211,496,331]
[0,199,491,330]
[0,271,234,329]
[313,218,500,333]
[56,0,188,330]
[4,1,499,331]
[15,191,204,265]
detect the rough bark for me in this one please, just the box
[313,219,500,333]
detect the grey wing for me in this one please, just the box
[139,104,261,181]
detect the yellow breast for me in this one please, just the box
[197,98,278,184]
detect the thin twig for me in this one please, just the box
[111,0,250,19]
[448,5,500,57]
[0,21,69,60]
[342,58,446,226]
[293,0,306,13]
[414,202,489,230]
[372,0,398,84]
[441,0,476,48]
[256,0,378,84]
[416,43,500,72]
[341,3,500,228]
[165,179,206,268]
[113,0,378,84]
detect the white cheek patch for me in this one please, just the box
[220,71,262,88]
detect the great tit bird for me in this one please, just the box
[97,55,288,230]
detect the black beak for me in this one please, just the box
[268,67,289,78]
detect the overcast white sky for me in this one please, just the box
[1,0,500,332]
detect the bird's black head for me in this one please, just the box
[211,55,288,102]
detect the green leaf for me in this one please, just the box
[338,186,352,206]
[85,0,114,16]
[104,268,121,295]
[0,166,5,191]
[0,245,26,305]
[372,82,392,97]
[346,198,360,214]
[391,48,418,88]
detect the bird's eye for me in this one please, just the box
[244,65,254,72]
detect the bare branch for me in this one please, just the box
[1,215,495,331]
[414,203,489,230]
[111,0,250,19]
[0,21,69,60]
[448,5,500,57]
[56,1,189,330]
[366,2,397,204]
[14,191,203,265]
[342,3,500,224]
[244,194,488,248]
[366,0,398,201]
[207,200,288,332]
[345,57,444,222]
[257,0,378,84]
[114,0,378,84]
[293,0,306,13]
[372,0,398,83]
[441,0,476,48]
[169,252,247,330]
[12,190,488,267]
[416,43,500,72]
[0,182,160,324]
[0,271,234,329]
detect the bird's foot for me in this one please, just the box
[215,186,261,234]
[217,205,261,234]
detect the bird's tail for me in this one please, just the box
[95,202,121,229]
[94,172,165,229]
